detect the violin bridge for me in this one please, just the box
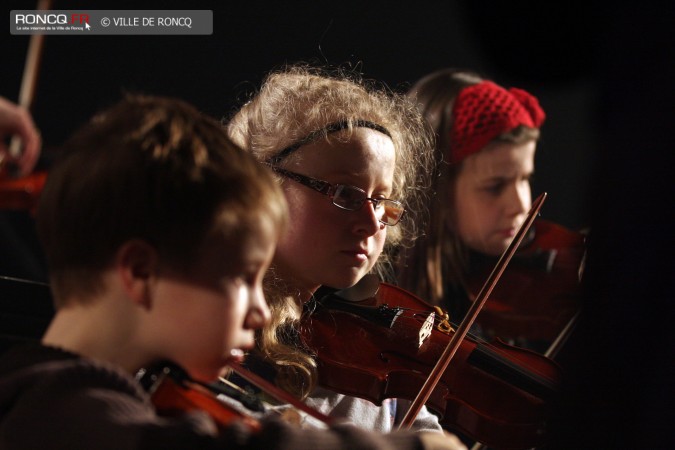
[433,306,455,335]
[419,312,434,347]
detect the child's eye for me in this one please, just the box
[483,182,505,195]
[245,274,257,287]
[239,268,262,287]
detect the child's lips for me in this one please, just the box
[496,223,521,237]
[228,349,246,363]
[341,247,369,262]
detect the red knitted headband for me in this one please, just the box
[448,81,546,164]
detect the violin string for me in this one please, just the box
[384,306,557,399]
[391,307,553,380]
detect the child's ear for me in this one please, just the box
[115,240,158,309]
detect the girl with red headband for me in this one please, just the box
[397,69,584,353]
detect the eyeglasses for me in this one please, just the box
[269,166,405,226]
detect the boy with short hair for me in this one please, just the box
[0,95,450,450]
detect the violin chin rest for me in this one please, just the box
[334,274,381,302]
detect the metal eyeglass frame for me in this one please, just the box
[269,166,405,226]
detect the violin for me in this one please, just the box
[0,171,47,211]
[297,191,557,449]
[301,279,561,449]
[141,361,334,432]
[467,219,586,345]
[141,362,263,431]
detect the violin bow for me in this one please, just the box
[17,1,51,108]
[398,192,547,429]
[8,0,51,157]
[226,361,335,426]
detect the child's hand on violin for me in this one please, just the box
[419,431,467,450]
[0,96,41,178]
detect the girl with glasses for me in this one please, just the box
[227,65,464,448]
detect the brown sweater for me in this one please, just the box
[0,344,425,450]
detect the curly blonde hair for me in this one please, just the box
[227,64,435,398]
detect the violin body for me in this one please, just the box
[301,282,562,449]
[142,363,261,431]
[0,171,47,211]
[141,361,334,432]
[469,219,586,344]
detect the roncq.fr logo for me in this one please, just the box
[15,13,90,26]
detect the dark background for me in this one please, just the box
[4,0,597,229]
[2,1,674,447]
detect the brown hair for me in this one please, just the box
[38,94,287,307]
[398,69,541,306]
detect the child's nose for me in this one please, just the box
[352,200,384,235]
[245,288,271,329]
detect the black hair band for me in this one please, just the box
[266,120,392,165]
